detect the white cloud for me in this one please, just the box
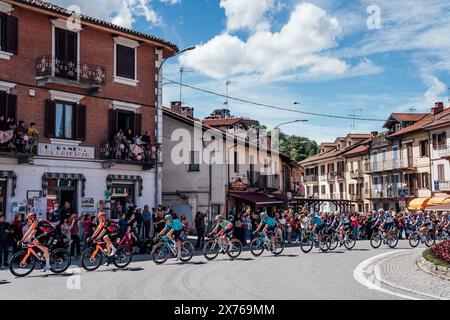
[180,3,354,80]
[159,0,181,4]
[220,0,273,32]
[52,0,164,28]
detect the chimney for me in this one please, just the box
[170,101,182,114]
[181,106,194,119]
[432,102,444,115]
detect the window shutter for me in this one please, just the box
[432,134,437,149]
[45,100,56,137]
[5,15,18,54]
[0,91,6,117]
[6,93,17,120]
[76,104,86,140]
[116,45,135,79]
[134,112,142,137]
[417,173,422,189]
[109,109,118,140]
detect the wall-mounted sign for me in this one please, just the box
[38,143,95,160]
[229,178,248,191]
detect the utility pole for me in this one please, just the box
[179,67,194,103]
[349,108,363,132]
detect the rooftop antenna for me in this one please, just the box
[225,80,237,108]
[179,67,194,103]
[348,108,363,133]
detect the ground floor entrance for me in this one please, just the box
[0,180,6,216]
[47,178,78,214]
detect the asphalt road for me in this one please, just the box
[0,241,428,300]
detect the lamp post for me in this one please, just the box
[274,119,308,130]
[154,46,196,207]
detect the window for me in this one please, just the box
[432,132,447,149]
[420,173,429,189]
[114,37,139,85]
[0,90,17,120]
[419,140,429,157]
[54,27,78,80]
[116,45,135,79]
[320,185,326,195]
[45,100,86,140]
[189,151,200,172]
[55,102,73,139]
[234,151,239,173]
[438,164,445,182]
[0,11,18,58]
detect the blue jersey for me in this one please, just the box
[165,219,184,232]
[310,217,324,227]
[261,216,276,228]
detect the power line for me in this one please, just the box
[163,78,385,122]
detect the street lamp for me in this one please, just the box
[154,45,196,207]
[293,102,301,105]
[274,119,308,130]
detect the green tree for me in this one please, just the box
[278,133,319,161]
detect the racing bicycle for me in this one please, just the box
[81,239,132,271]
[151,235,194,264]
[203,234,242,260]
[250,231,285,256]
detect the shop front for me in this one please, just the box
[0,171,17,218]
[229,191,284,215]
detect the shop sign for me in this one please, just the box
[38,143,95,160]
[81,197,96,214]
[229,178,248,191]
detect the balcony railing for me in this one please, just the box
[100,141,160,169]
[434,181,450,191]
[434,145,450,158]
[327,193,345,200]
[370,187,412,199]
[247,170,261,187]
[303,175,318,183]
[36,55,106,86]
[350,193,363,201]
[350,169,364,179]
[328,171,344,180]
[365,157,415,173]
[0,130,38,156]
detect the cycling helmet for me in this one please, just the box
[309,212,316,218]
[417,210,424,215]
[164,214,173,220]
[27,212,36,220]
[260,212,267,218]
[215,215,223,222]
[377,208,384,213]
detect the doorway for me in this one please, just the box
[47,178,78,213]
[117,110,134,134]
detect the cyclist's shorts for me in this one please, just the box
[173,230,186,241]
[35,229,55,246]
[317,224,325,234]
[105,230,120,241]
[223,228,234,238]
[267,225,276,236]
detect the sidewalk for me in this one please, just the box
[375,249,450,300]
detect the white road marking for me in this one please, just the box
[353,250,420,300]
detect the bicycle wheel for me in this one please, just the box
[250,238,265,257]
[227,239,243,259]
[81,247,103,271]
[300,234,314,253]
[272,237,285,255]
[387,233,398,248]
[180,241,195,262]
[152,243,169,265]
[50,248,71,273]
[203,240,220,260]
[425,234,435,247]
[328,234,338,251]
[370,233,382,248]
[9,251,36,277]
[319,235,330,252]
[408,233,419,248]
[113,246,133,268]
[343,233,357,250]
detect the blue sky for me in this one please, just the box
[54,0,450,142]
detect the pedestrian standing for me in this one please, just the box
[70,213,84,258]
[142,205,152,239]
[195,211,206,250]
[10,213,24,253]
[0,215,11,268]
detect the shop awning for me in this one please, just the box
[408,198,430,211]
[425,203,450,212]
[425,197,450,207]
[42,173,86,197]
[230,192,284,206]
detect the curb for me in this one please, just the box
[374,251,448,300]
[417,256,450,281]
